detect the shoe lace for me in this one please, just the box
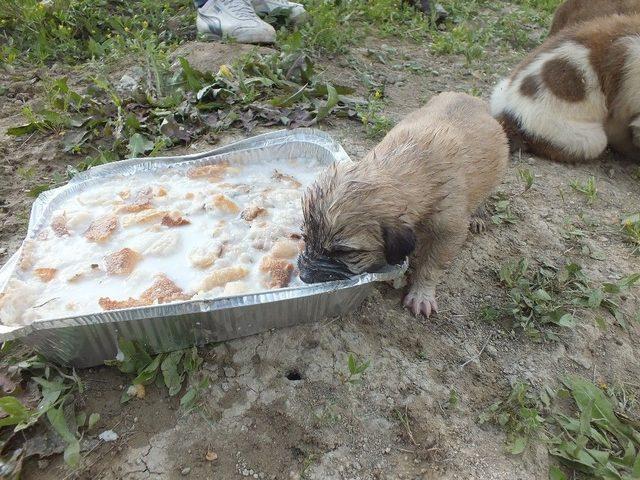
[217,0,258,20]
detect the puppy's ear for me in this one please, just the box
[382,224,416,265]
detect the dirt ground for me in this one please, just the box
[1,32,639,480]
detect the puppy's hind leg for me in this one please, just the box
[469,204,490,234]
[403,215,468,318]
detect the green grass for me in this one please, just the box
[492,258,640,339]
[0,0,192,65]
[570,176,598,204]
[622,214,640,255]
[481,377,640,480]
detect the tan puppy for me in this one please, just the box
[298,92,508,317]
[491,14,640,163]
[550,0,640,34]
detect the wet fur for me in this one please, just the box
[491,14,640,162]
[300,92,509,317]
[550,0,640,35]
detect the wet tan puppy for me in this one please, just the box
[491,14,640,163]
[298,92,508,317]
[550,0,640,35]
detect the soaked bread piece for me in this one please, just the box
[241,205,267,222]
[259,256,294,288]
[199,266,249,291]
[98,297,147,311]
[140,274,191,303]
[269,238,300,259]
[188,244,223,269]
[142,231,180,257]
[50,214,70,237]
[272,170,302,188]
[223,281,248,295]
[67,263,102,283]
[34,268,57,282]
[84,215,119,243]
[117,187,153,213]
[187,163,229,181]
[104,248,141,275]
[18,241,36,271]
[208,194,240,214]
[161,211,190,227]
[121,209,166,227]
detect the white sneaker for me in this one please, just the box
[252,0,308,25]
[196,0,276,44]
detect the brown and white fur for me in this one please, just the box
[298,92,508,317]
[491,14,640,162]
[550,0,640,35]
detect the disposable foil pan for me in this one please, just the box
[0,129,404,367]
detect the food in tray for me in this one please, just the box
[0,157,324,326]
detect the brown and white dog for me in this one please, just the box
[550,0,640,35]
[491,14,640,162]
[298,92,508,317]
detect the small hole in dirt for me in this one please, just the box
[285,369,302,381]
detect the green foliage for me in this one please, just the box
[518,168,535,193]
[622,214,640,255]
[549,376,640,479]
[496,259,639,339]
[105,339,207,410]
[490,193,518,225]
[0,342,98,469]
[0,0,192,65]
[570,176,598,204]
[343,353,370,384]
[478,382,547,455]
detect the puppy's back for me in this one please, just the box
[398,92,509,209]
[550,0,640,34]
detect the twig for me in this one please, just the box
[460,333,493,368]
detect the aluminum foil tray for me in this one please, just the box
[0,129,404,367]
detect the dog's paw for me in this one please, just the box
[403,287,438,318]
[469,216,487,234]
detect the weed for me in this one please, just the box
[343,353,370,384]
[496,258,639,339]
[105,339,208,411]
[394,406,419,445]
[570,176,598,204]
[482,376,640,478]
[355,96,393,139]
[7,51,366,189]
[0,341,97,469]
[518,168,534,193]
[0,0,192,65]
[448,389,459,409]
[490,193,518,225]
[622,214,640,255]
[478,382,547,454]
[548,376,640,479]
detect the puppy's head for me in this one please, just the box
[299,162,415,284]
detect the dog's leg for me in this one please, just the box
[403,215,468,318]
[469,204,489,234]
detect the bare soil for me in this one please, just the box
[1,34,639,480]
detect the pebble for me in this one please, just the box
[221,382,230,392]
[98,430,118,442]
[224,366,236,378]
[181,467,191,475]
[243,469,250,476]
[486,345,498,358]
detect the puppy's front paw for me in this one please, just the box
[403,287,438,318]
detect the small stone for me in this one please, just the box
[206,451,218,462]
[253,475,259,479]
[181,467,191,475]
[243,469,250,476]
[221,382,230,392]
[224,366,236,378]
[99,430,118,442]
[249,470,254,475]
[384,447,391,454]
[486,345,498,358]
